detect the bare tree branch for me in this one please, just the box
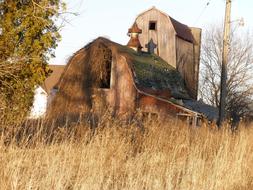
[199,25,253,122]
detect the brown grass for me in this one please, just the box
[0,118,253,190]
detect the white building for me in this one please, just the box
[29,65,65,118]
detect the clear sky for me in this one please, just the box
[50,0,253,65]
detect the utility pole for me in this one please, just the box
[218,0,231,127]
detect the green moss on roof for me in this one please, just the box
[118,45,190,99]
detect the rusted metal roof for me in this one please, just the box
[169,17,193,42]
[42,65,65,94]
[183,99,218,121]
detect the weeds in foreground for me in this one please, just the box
[0,118,252,190]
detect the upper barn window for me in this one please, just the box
[149,21,157,30]
[100,55,112,89]
[91,44,112,89]
[98,45,112,89]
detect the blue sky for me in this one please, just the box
[50,0,253,65]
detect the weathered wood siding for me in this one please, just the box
[138,94,182,117]
[95,52,137,116]
[176,37,195,98]
[176,28,201,100]
[112,54,137,115]
[135,8,202,99]
[191,27,202,99]
[135,8,177,67]
[137,93,199,122]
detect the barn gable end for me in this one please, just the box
[134,7,201,100]
[135,7,177,68]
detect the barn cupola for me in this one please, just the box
[127,22,142,52]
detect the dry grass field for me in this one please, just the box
[0,118,253,190]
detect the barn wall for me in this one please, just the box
[138,93,192,119]
[94,53,137,116]
[176,37,196,99]
[191,27,202,99]
[135,8,202,100]
[29,86,48,118]
[135,9,177,67]
[113,54,137,115]
[46,49,93,118]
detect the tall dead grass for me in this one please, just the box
[0,118,253,190]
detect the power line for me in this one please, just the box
[194,0,212,25]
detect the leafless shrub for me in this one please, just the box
[199,25,253,123]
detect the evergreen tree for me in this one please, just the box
[0,0,65,121]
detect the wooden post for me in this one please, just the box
[218,0,231,127]
[192,114,198,127]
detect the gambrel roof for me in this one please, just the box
[47,38,218,121]
[136,6,194,43]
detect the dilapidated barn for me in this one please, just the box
[135,7,201,99]
[46,37,212,124]
[46,8,218,124]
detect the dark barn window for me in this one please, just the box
[99,46,112,89]
[149,21,157,30]
[91,44,112,89]
[100,57,112,89]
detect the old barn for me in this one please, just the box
[44,7,217,124]
[46,37,217,124]
[135,7,201,99]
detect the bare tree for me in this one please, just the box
[199,25,253,123]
